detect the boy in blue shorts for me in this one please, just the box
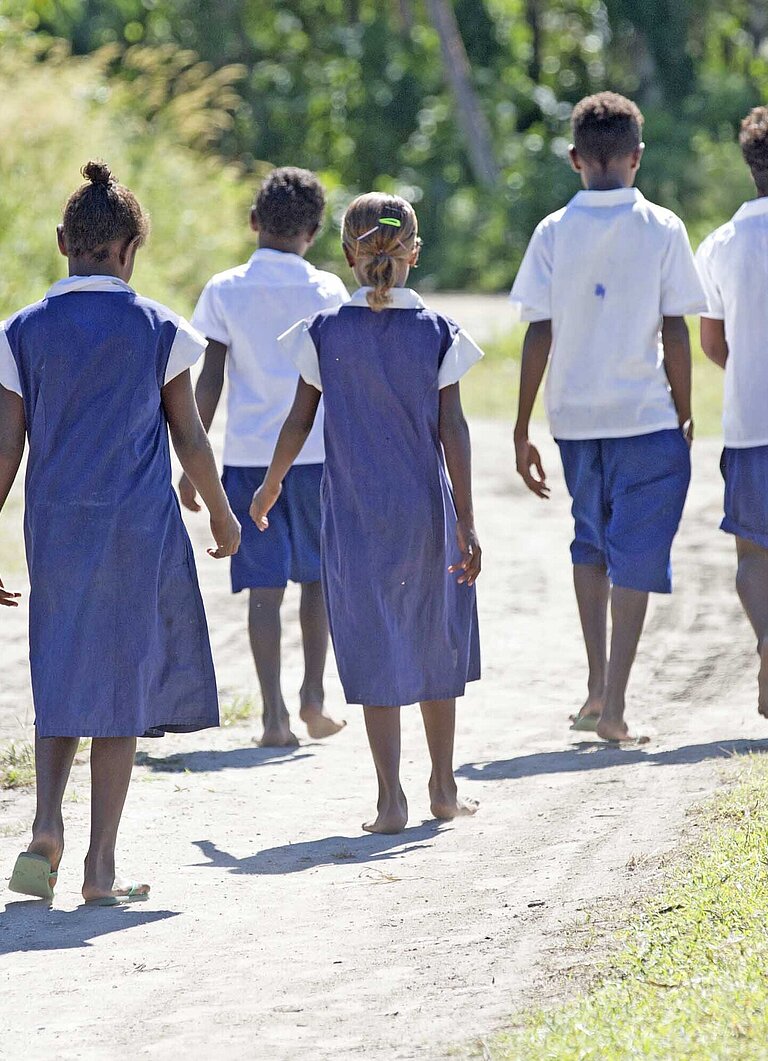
[511,92,707,742]
[180,167,349,746]
[696,107,768,719]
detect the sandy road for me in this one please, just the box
[1,422,767,1061]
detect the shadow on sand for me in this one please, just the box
[0,901,179,954]
[135,744,313,774]
[192,819,447,876]
[457,738,768,783]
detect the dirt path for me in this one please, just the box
[1,424,766,1061]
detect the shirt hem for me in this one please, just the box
[223,454,325,467]
[723,438,768,450]
[550,419,679,441]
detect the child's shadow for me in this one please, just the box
[192,820,446,876]
[136,745,313,774]
[0,901,179,954]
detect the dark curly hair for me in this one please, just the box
[740,107,768,190]
[572,92,644,168]
[62,161,150,262]
[253,167,326,238]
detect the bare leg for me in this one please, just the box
[27,735,79,882]
[362,706,408,834]
[571,564,609,721]
[735,536,768,717]
[420,699,478,820]
[298,581,345,739]
[597,586,649,742]
[82,737,149,902]
[248,587,298,747]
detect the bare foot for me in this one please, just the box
[596,717,650,744]
[299,704,347,740]
[363,789,408,834]
[258,724,300,748]
[82,878,150,904]
[28,831,64,875]
[430,794,479,821]
[569,692,605,723]
[758,640,768,719]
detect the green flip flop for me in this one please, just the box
[86,883,150,907]
[569,714,600,732]
[8,852,57,900]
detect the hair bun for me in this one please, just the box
[81,160,114,186]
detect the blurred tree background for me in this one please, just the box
[0,0,766,303]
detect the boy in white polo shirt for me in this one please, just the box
[511,92,707,742]
[180,167,349,746]
[696,106,768,719]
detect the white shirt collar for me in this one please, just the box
[571,187,644,209]
[732,197,768,221]
[45,275,135,298]
[347,287,425,309]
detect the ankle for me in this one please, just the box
[300,683,325,708]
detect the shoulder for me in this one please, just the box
[634,198,686,232]
[530,208,568,239]
[199,263,250,293]
[698,220,737,259]
[302,264,349,299]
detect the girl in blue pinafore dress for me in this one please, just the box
[252,193,482,834]
[0,162,240,904]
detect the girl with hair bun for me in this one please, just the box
[0,161,240,904]
[251,192,484,834]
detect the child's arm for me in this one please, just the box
[178,339,227,512]
[249,380,321,530]
[513,320,552,499]
[439,383,481,586]
[0,386,25,606]
[661,316,694,441]
[700,318,728,369]
[162,370,241,558]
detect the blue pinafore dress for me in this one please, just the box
[281,286,483,707]
[1,276,219,737]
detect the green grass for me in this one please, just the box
[461,321,724,438]
[220,695,257,727]
[491,754,768,1060]
[0,741,35,789]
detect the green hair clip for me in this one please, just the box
[378,217,402,227]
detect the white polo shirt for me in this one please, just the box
[510,187,707,440]
[696,198,768,448]
[192,249,349,466]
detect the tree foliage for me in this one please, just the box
[3,1,768,289]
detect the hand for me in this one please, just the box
[515,435,550,499]
[208,508,241,558]
[449,518,481,586]
[0,577,21,608]
[178,472,201,513]
[249,480,282,532]
[680,417,694,448]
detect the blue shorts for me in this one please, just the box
[223,464,323,591]
[721,446,768,548]
[556,429,690,594]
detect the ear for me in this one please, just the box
[120,235,142,267]
[56,224,68,258]
[568,145,582,174]
[631,143,645,171]
[409,244,421,268]
[343,245,356,268]
[249,208,260,234]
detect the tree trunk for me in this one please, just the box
[424,0,499,187]
[525,0,542,83]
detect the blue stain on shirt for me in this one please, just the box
[595,283,607,299]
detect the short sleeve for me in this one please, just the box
[164,316,208,385]
[509,222,554,322]
[694,238,725,320]
[660,218,709,316]
[191,279,230,345]
[328,275,351,306]
[0,324,21,396]
[438,329,484,388]
[279,318,322,391]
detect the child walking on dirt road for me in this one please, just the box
[182,167,348,747]
[511,92,707,743]
[251,193,483,833]
[696,106,768,720]
[0,161,240,905]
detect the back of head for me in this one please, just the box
[740,106,768,193]
[253,167,325,239]
[62,161,149,262]
[341,193,419,311]
[572,92,644,170]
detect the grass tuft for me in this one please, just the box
[220,695,257,728]
[0,741,35,789]
[491,753,768,1060]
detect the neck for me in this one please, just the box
[583,172,633,191]
[67,258,125,279]
[258,233,308,256]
